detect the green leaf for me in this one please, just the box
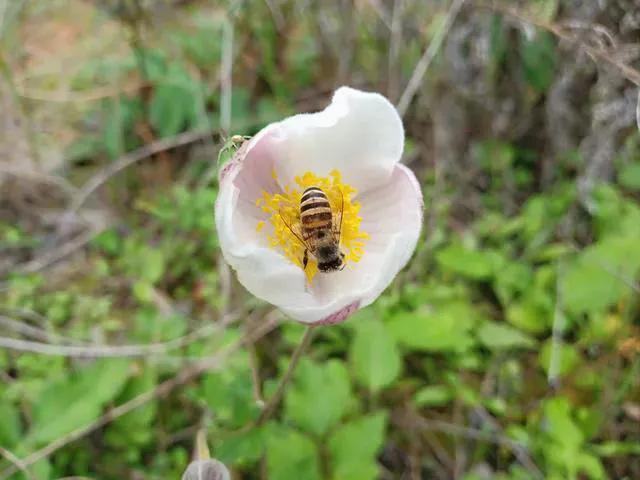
[230,88,251,130]
[526,0,559,22]
[619,161,640,190]
[388,303,477,353]
[493,261,533,306]
[436,245,501,280]
[594,441,640,457]
[105,368,158,448]
[506,299,550,334]
[520,31,557,92]
[562,237,640,315]
[103,100,126,159]
[539,340,581,377]
[285,358,352,436]
[266,426,321,480]
[328,412,387,480]
[216,427,266,466]
[413,385,452,407]
[350,319,401,392]
[0,401,21,447]
[477,321,536,350]
[541,397,588,475]
[27,359,130,446]
[202,367,260,429]
[149,83,195,137]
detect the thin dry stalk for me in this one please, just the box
[406,413,543,480]
[67,129,211,216]
[220,20,233,137]
[255,325,315,426]
[0,312,239,358]
[397,0,466,116]
[0,447,35,480]
[13,226,105,275]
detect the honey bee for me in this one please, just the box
[280,186,345,272]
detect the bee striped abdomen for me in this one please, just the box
[300,187,332,230]
[297,186,345,272]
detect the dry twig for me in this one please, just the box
[255,325,315,426]
[0,312,239,358]
[397,0,467,116]
[67,129,212,216]
[0,447,34,480]
[403,413,543,480]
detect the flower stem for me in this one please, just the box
[256,325,315,426]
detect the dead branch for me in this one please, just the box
[0,311,239,358]
[397,0,467,116]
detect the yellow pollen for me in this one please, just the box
[255,170,369,282]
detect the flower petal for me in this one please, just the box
[182,460,230,480]
[215,128,310,306]
[270,86,404,192]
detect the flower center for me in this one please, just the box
[255,170,369,282]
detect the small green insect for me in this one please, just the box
[217,134,252,169]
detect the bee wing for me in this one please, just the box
[278,211,312,250]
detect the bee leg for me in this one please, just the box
[339,252,346,271]
[303,249,309,269]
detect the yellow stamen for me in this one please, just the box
[255,170,369,282]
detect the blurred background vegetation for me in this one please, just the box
[1,0,639,479]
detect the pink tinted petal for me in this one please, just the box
[313,301,361,326]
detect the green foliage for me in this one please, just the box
[26,359,130,446]
[413,385,452,407]
[202,367,260,429]
[537,397,606,479]
[327,412,387,480]
[105,367,158,449]
[520,31,557,92]
[477,321,536,351]
[2,1,639,479]
[349,318,401,392]
[266,426,321,480]
[0,401,22,448]
[285,358,353,436]
[149,63,203,137]
[388,302,477,353]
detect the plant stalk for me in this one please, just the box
[255,325,315,426]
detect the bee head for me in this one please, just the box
[318,250,345,272]
[318,256,344,272]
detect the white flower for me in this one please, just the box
[182,459,230,480]
[215,87,423,324]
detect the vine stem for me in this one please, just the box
[255,325,316,426]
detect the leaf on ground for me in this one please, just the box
[284,358,353,436]
[350,319,401,392]
[328,412,387,480]
[27,359,130,446]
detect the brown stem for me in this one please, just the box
[255,325,315,425]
